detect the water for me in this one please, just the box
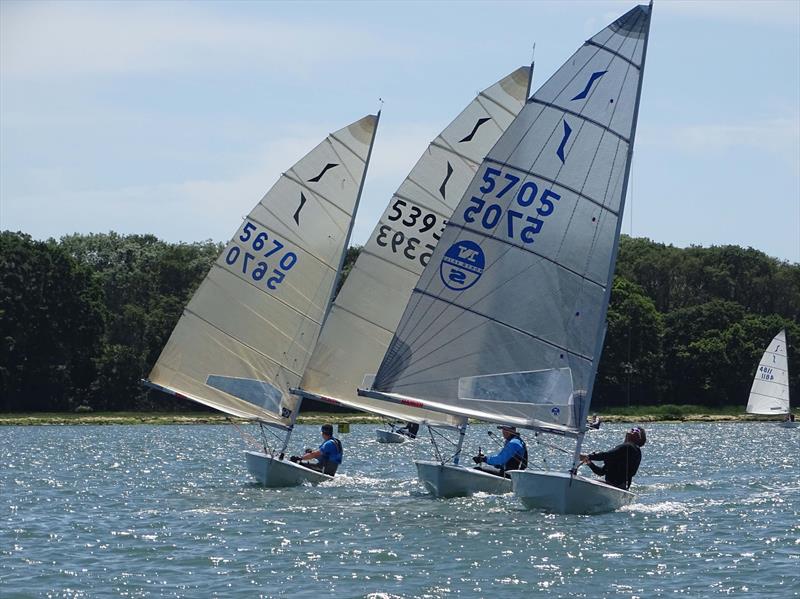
[1,423,798,598]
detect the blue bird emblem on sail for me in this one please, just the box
[556,120,572,164]
[571,71,607,101]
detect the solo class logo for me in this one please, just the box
[439,240,485,291]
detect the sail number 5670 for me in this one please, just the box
[463,166,561,244]
[224,221,297,290]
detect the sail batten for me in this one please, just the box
[370,5,652,432]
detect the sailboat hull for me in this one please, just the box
[511,470,633,514]
[376,429,407,443]
[415,460,512,498]
[245,450,333,487]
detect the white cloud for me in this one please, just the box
[0,1,416,78]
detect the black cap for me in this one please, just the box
[321,424,333,435]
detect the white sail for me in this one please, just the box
[746,329,790,415]
[147,115,379,426]
[297,68,531,426]
[367,5,653,433]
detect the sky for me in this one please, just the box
[1,0,798,262]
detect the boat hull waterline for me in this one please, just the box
[376,429,407,443]
[415,460,512,498]
[245,450,333,487]
[511,470,633,515]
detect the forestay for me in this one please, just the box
[147,115,378,427]
[746,329,790,415]
[369,6,652,433]
[298,68,531,426]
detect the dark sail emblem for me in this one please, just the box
[308,163,338,182]
[571,70,607,101]
[459,117,490,143]
[439,162,454,199]
[294,192,307,225]
[556,120,572,164]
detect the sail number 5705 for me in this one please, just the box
[463,166,561,244]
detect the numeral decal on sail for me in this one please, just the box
[225,221,297,289]
[378,198,447,267]
[463,166,561,244]
[759,365,775,381]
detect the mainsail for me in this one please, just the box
[147,115,379,427]
[297,68,531,427]
[365,5,652,434]
[746,329,790,415]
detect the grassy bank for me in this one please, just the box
[0,406,788,426]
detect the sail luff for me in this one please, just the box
[581,2,653,423]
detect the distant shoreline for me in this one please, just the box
[0,411,789,426]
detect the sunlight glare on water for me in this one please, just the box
[1,423,798,597]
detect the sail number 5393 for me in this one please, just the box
[464,166,561,244]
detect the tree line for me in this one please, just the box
[1,230,798,412]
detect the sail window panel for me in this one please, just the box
[249,178,351,270]
[411,232,606,364]
[301,302,395,399]
[187,267,321,370]
[333,252,421,331]
[149,313,300,422]
[215,226,333,324]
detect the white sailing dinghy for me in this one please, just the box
[291,68,532,486]
[359,3,653,512]
[747,329,796,428]
[144,114,379,487]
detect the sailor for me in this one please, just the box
[290,424,343,476]
[580,426,646,490]
[588,414,602,430]
[472,425,528,477]
[396,421,420,439]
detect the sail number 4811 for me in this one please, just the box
[464,166,561,244]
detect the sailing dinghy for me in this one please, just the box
[145,114,379,487]
[359,3,653,512]
[291,68,531,488]
[747,329,796,428]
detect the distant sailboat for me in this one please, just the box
[359,3,653,512]
[747,329,796,428]
[293,67,531,457]
[145,114,379,487]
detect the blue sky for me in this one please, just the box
[1,0,798,262]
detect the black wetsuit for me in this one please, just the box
[586,442,641,490]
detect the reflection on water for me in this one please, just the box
[1,423,798,597]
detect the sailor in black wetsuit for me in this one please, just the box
[579,426,646,490]
[396,421,420,439]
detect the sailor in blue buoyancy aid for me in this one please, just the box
[472,425,528,478]
[290,424,343,476]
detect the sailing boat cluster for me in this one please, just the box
[143,4,791,514]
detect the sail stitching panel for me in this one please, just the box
[328,303,396,336]
[182,308,305,379]
[360,247,423,277]
[527,99,630,144]
[478,90,519,118]
[282,173,351,221]
[429,139,482,168]
[209,263,325,325]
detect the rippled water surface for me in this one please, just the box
[2,423,798,597]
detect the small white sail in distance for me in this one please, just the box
[146,114,379,428]
[361,4,653,436]
[746,329,790,415]
[295,68,531,428]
